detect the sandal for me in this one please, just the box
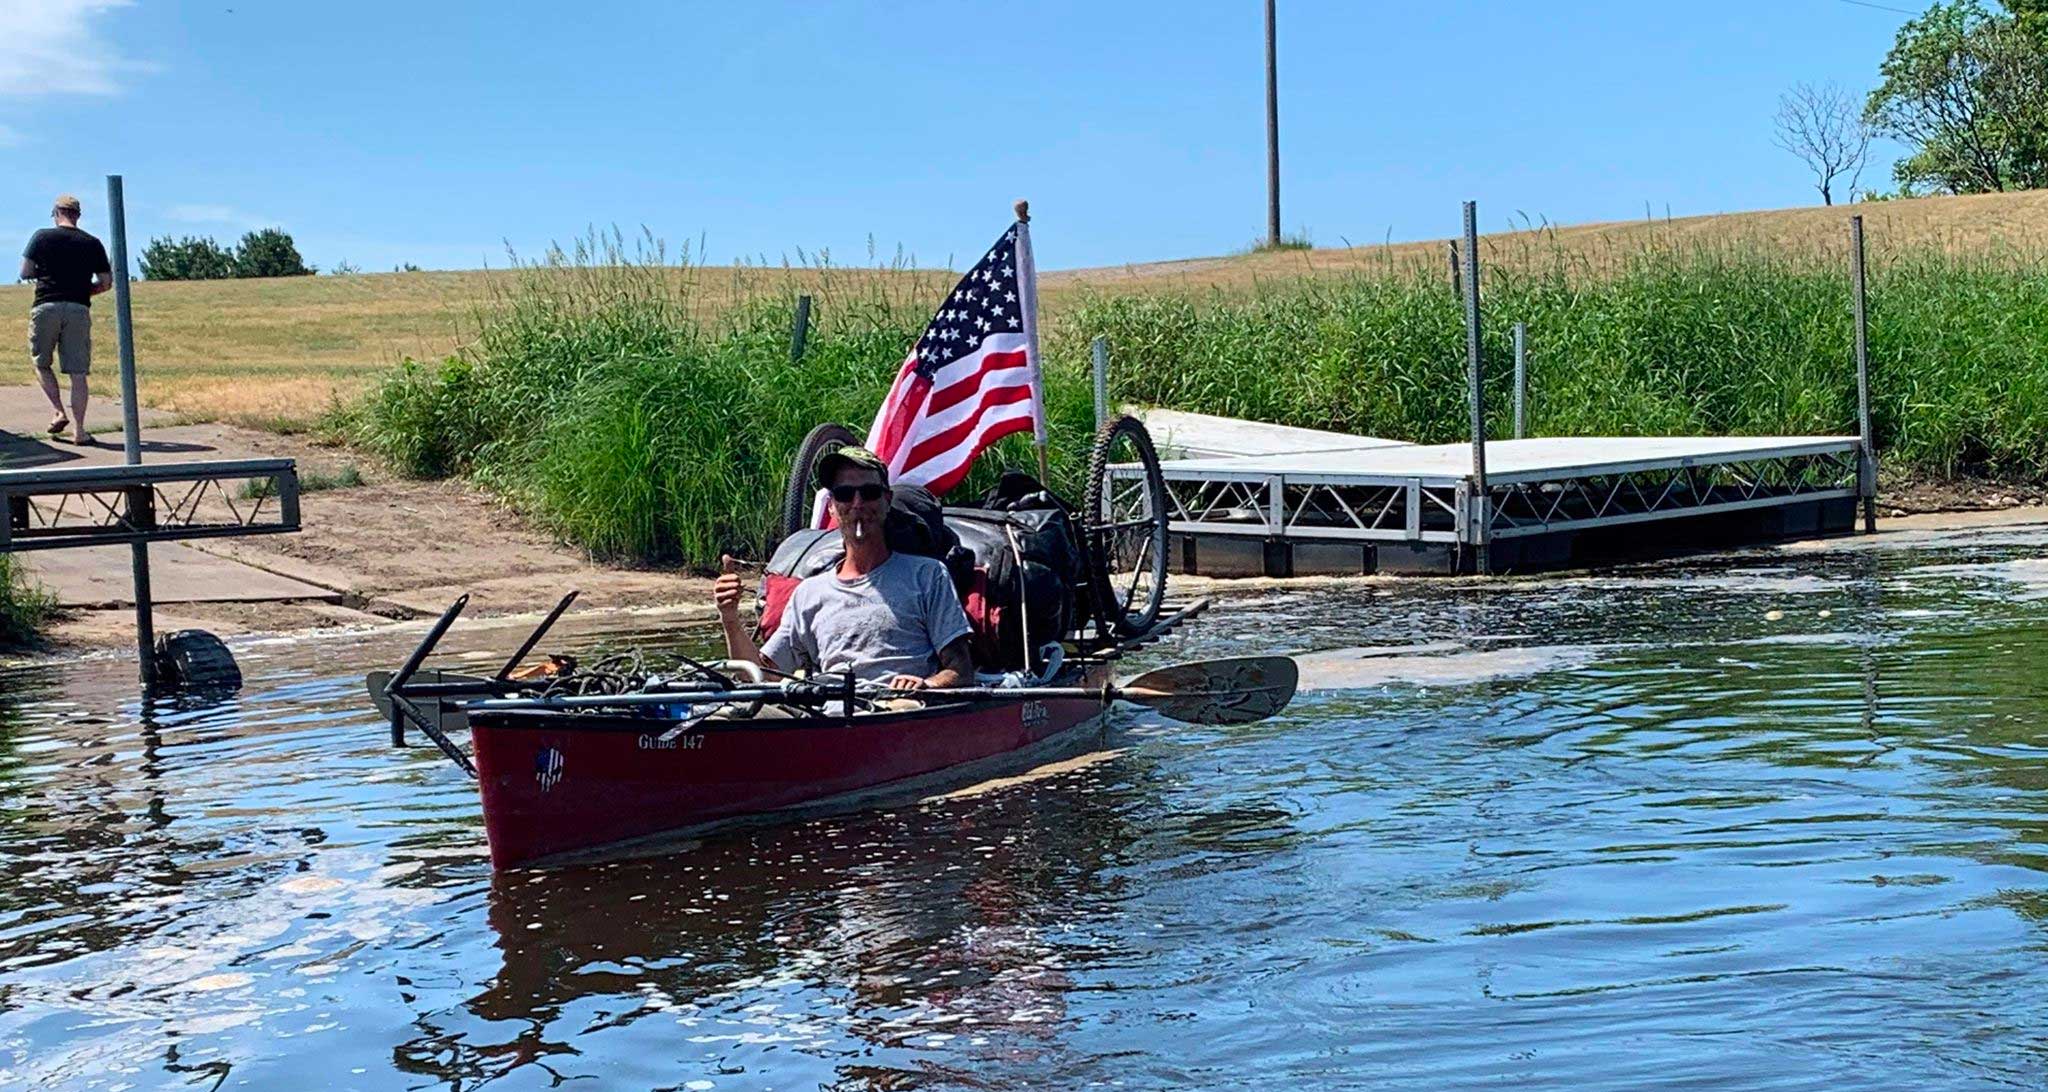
[47,416,68,436]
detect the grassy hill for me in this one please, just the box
[4,190,2045,428]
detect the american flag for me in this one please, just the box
[864,216,1045,496]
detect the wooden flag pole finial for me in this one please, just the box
[1014,199,1030,223]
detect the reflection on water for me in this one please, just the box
[4,524,2048,1089]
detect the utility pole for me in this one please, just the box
[1265,0,1280,248]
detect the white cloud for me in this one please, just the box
[0,1,139,98]
[164,203,273,228]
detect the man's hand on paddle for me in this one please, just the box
[894,637,973,691]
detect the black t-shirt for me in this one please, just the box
[22,227,112,308]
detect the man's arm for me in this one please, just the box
[18,258,34,281]
[90,271,113,296]
[925,636,974,689]
[886,635,973,691]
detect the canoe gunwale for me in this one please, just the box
[468,669,1101,737]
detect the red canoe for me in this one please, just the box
[467,662,1117,870]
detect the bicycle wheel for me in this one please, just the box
[1082,415,1168,637]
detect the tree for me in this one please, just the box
[138,235,236,280]
[1866,0,2048,193]
[2007,0,2048,41]
[234,228,315,277]
[1773,81,1872,205]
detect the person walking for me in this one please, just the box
[20,194,113,445]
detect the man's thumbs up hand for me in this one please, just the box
[714,554,745,619]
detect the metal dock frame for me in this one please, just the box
[1122,436,1867,575]
[1,458,301,552]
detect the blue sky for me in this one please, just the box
[1,1,1919,275]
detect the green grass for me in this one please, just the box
[341,232,1093,566]
[1245,231,1315,254]
[346,229,2048,568]
[0,556,57,651]
[1054,237,2048,477]
[237,464,363,500]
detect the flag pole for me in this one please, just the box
[1014,199,1052,485]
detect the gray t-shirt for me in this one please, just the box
[762,552,972,685]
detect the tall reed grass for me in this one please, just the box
[349,229,2048,567]
[1054,235,2048,476]
[345,232,1093,565]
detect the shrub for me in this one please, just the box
[234,228,315,277]
[138,228,317,280]
[0,556,56,650]
[139,235,236,281]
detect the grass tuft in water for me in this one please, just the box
[0,555,57,650]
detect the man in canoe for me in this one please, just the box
[715,444,976,691]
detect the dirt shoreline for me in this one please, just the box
[11,424,721,660]
[9,421,2046,664]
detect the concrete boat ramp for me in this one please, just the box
[1131,410,1871,576]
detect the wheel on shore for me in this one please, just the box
[1083,415,1169,638]
[781,422,863,542]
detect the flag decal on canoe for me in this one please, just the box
[534,745,565,793]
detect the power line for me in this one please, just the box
[1833,0,1920,16]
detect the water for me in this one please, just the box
[4,522,2048,1090]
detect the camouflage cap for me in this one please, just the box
[52,194,82,215]
[813,443,889,488]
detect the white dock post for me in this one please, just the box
[1459,201,1490,573]
[1091,336,1110,429]
[1849,216,1876,533]
[1512,322,1528,440]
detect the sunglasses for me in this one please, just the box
[828,483,888,503]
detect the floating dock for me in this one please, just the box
[1097,202,1884,578]
[1131,410,1871,576]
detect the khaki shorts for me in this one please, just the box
[29,302,92,376]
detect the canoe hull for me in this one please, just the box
[469,671,1111,869]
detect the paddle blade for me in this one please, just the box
[365,669,482,734]
[1120,656,1298,725]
